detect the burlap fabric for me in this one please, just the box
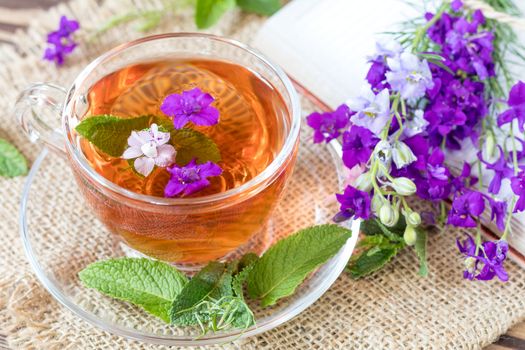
[1,1,525,349]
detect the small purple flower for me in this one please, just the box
[368,39,403,62]
[448,191,485,228]
[366,61,389,91]
[456,233,479,280]
[386,52,434,100]
[307,104,352,143]
[489,199,507,231]
[122,123,176,177]
[334,185,371,222]
[348,87,391,136]
[161,88,220,129]
[341,126,379,169]
[498,81,525,132]
[511,171,525,213]
[478,146,514,194]
[451,0,463,11]
[477,240,509,282]
[43,15,79,65]
[164,159,222,197]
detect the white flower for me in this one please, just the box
[404,109,429,137]
[122,123,176,177]
[392,141,417,169]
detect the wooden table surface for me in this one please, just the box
[0,1,524,349]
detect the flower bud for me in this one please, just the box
[406,212,421,227]
[373,140,392,171]
[371,194,384,215]
[392,141,417,169]
[379,203,399,227]
[403,225,417,246]
[391,177,417,196]
[484,131,496,158]
[354,173,373,192]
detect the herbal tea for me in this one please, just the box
[73,58,297,263]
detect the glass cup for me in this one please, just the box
[14,33,301,266]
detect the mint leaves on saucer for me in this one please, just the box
[75,115,221,163]
[79,224,352,333]
[0,138,27,178]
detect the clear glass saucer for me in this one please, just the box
[19,133,359,346]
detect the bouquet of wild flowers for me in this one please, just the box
[308,0,525,282]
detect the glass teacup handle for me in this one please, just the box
[14,82,67,156]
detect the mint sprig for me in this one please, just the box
[79,258,188,322]
[79,224,352,334]
[75,114,221,164]
[0,138,28,178]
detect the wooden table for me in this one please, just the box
[0,1,524,349]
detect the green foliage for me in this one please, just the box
[170,128,222,165]
[195,0,236,29]
[0,138,27,178]
[236,0,282,15]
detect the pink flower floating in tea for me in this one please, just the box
[43,15,80,65]
[164,159,223,197]
[160,88,220,129]
[122,123,177,177]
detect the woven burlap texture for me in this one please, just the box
[1,1,525,349]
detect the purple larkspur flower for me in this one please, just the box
[43,15,79,65]
[161,88,220,129]
[164,159,222,197]
[403,109,429,138]
[307,104,352,143]
[334,185,371,222]
[489,199,507,231]
[448,191,485,228]
[122,123,176,177]
[368,39,403,62]
[456,233,479,280]
[341,126,379,169]
[451,0,463,11]
[348,87,391,136]
[424,103,467,149]
[511,171,525,213]
[478,146,514,194]
[385,52,434,100]
[365,39,402,90]
[452,162,478,192]
[366,61,389,91]
[477,240,509,281]
[498,81,525,132]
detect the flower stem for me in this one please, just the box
[412,3,447,52]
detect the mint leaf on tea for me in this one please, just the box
[0,138,27,178]
[246,225,352,307]
[415,228,428,277]
[170,261,233,325]
[170,128,221,165]
[236,0,282,15]
[75,115,153,157]
[195,0,236,29]
[348,247,398,279]
[79,258,188,322]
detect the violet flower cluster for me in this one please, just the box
[308,1,525,282]
[123,88,222,197]
[43,16,79,65]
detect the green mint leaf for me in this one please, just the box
[246,225,352,307]
[232,253,259,299]
[415,228,428,277]
[0,138,27,178]
[236,0,282,16]
[78,258,188,323]
[360,218,406,242]
[75,115,152,157]
[170,261,233,325]
[170,128,221,165]
[195,0,236,29]
[348,247,398,279]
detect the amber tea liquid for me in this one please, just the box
[74,58,297,263]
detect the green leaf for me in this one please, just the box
[75,115,152,157]
[195,0,236,29]
[360,218,406,242]
[170,261,233,325]
[415,228,428,277]
[236,0,281,16]
[0,138,27,178]
[170,128,221,165]
[348,247,398,279]
[246,225,352,307]
[78,258,188,322]
[232,253,259,299]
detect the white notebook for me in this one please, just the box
[253,0,525,264]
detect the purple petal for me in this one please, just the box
[134,157,155,177]
[191,107,220,126]
[154,144,176,167]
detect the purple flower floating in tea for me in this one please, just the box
[161,88,220,129]
[43,15,79,65]
[122,123,176,177]
[164,159,223,197]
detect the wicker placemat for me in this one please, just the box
[1,1,525,349]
